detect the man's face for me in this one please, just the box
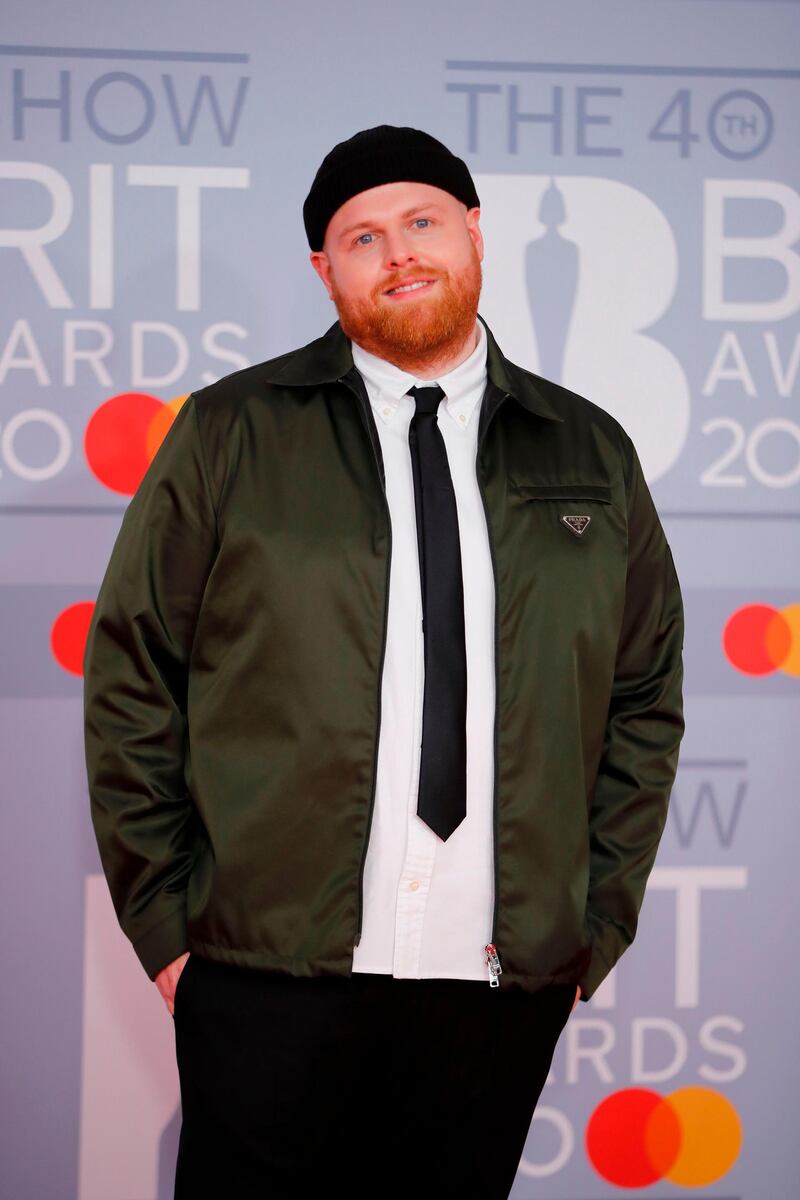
[309,181,483,371]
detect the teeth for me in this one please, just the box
[389,280,431,294]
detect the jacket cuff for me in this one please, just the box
[576,930,616,1001]
[133,908,189,980]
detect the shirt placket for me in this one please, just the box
[392,448,438,979]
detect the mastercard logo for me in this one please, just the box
[586,1086,741,1188]
[84,391,188,496]
[723,603,800,677]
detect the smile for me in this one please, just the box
[385,279,436,296]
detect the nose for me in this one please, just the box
[383,228,417,271]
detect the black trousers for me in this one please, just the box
[173,955,575,1199]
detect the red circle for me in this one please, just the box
[586,1088,681,1188]
[722,603,791,675]
[51,602,95,676]
[84,392,164,495]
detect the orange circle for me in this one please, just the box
[663,1086,742,1187]
[776,604,800,677]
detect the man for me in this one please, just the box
[84,125,685,1198]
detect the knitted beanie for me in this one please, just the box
[303,124,480,251]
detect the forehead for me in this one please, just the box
[327,181,461,239]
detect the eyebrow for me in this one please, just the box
[337,203,444,241]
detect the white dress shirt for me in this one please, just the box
[350,318,496,983]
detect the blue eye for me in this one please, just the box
[355,232,374,246]
[414,218,431,229]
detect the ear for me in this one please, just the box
[309,250,335,300]
[465,208,484,262]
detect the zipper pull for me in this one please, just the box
[484,942,502,987]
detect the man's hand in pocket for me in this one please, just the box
[155,951,190,1016]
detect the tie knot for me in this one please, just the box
[408,384,445,414]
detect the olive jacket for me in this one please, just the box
[83,313,685,1000]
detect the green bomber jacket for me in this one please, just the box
[83,313,685,1000]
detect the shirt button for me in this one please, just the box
[383,406,391,416]
[459,413,466,422]
[409,880,420,891]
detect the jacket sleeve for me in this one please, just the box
[577,427,685,1001]
[83,393,219,980]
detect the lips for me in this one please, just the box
[384,278,437,297]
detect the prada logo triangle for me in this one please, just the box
[561,514,591,537]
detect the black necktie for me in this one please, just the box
[407,385,467,841]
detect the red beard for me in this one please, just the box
[331,242,482,374]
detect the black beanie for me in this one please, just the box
[303,125,480,251]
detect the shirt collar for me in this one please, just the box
[351,319,487,431]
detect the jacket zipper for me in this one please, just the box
[477,382,509,986]
[484,942,502,987]
[339,370,393,951]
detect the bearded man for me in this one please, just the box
[84,125,685,1199]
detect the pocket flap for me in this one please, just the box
[512,482,613,503]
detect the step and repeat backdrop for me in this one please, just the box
[2,2,798,1197]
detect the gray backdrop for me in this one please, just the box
[2,1,799,1196]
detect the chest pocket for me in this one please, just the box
[504,478,624,650]
[511,481,613,539]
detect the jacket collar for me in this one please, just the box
[262,313,564,423]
